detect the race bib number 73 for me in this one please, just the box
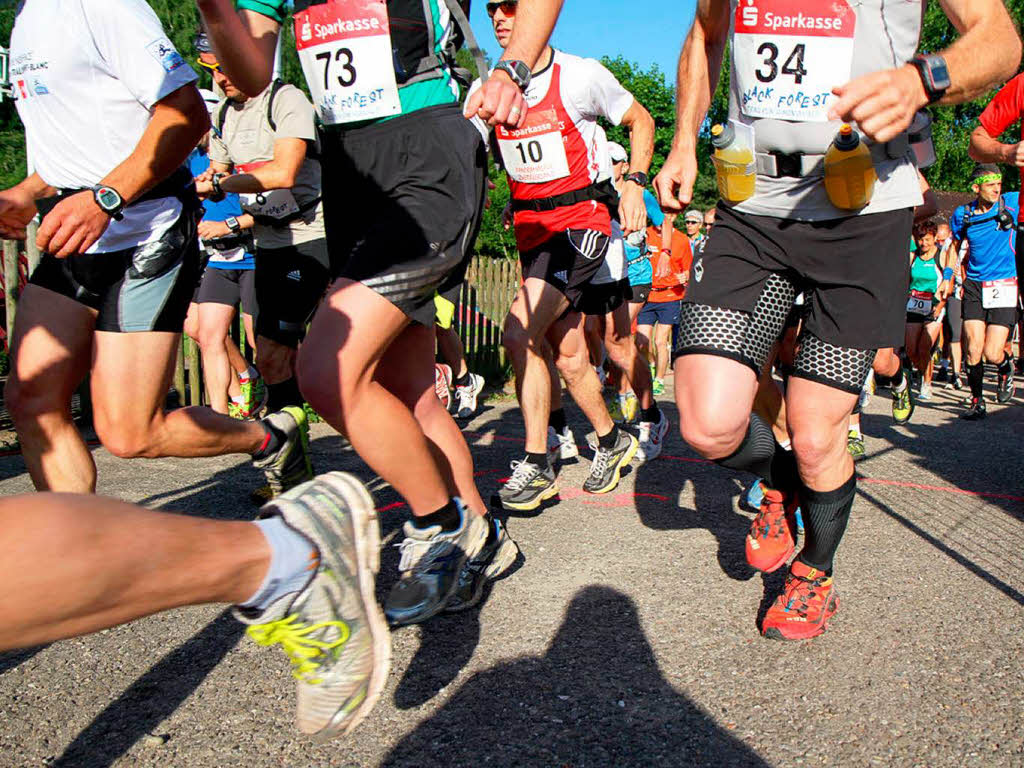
[294,0,401,125]
[733,0,856,122]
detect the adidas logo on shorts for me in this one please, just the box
[286,270,302,281]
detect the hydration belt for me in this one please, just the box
[203,232,254,252]
[250,196,321,227]
[755,133,911,179]
[510,178,619,215]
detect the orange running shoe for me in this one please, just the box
[761,560,839,641]
[745,488,796,572]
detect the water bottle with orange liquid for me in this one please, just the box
[711,121,756,204]
[824,124,877,210]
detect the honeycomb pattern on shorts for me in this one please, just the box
[676,273,796,372]
[793,333,876,394]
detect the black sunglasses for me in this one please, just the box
[487,1,518,17]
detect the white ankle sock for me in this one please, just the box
[241,517,318,610]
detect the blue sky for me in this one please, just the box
[467,0,699,85]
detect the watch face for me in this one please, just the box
[931,60,950,88]
[97,188,120,209]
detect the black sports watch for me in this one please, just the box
[494,59,531,92]
[910,54,950,105]
[624,171,649,188]
[91,185,125,221]
[225,216,241,233]
[210,173,227,203]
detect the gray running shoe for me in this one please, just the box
[636,410,669,462]
[234,472,390,741]
[253,406,313,499]
[454,372,485,420]
[498,458,558,511]
[384,500,487,626]
[584,429,638,494]
[443,514,520,613]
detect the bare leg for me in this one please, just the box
[603,302,654,410]
[298,278,450,516]
[674,354,758,459]
[256,336,297,387]
[753,362,789,444]
[197,302,239,414]
[548,313,614,437]
[0,492,267,651]
[653,321,674,381]
[786,378,858,491]
[436,325,469,380]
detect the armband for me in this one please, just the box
[942,267,953,281]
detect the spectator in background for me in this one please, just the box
[684,209,706,253]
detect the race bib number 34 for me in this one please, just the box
[733,0,855,122]
[295,0,401,124]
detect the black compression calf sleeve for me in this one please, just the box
[798,473,856,574]
[768,440,800,497]
[550,408,568,434]
[716,412,776,485]
[267,377,304,412]
[967,362,985,399]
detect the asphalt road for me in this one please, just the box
[0,376,1021,767]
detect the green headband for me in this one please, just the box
[973,173,1001,186]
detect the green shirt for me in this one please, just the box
[235,0,459,120]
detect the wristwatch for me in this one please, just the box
[210,173,227,202]
[225,216,241,233]
[91,185,125,221]
[494,60,531,92]
[910,54,950,105]
[624,171,649,188]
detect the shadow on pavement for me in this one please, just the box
[53,611,244,768]
[0,644,48,676]
[383,585,769,767]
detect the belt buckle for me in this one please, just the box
[770,151,802,179]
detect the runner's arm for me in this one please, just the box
[198,213,255,240]
[196,0,280,96]
[0,174,55,240]
[970,126,1024,168]
[618,99,656,234]
[654,0,730,211]
[829,0,1020,142]
[218,139,308,195]
[36,84,211,258]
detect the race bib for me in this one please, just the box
[294,0,401,125]
[496,107,570,184]
[982,278,1018,309]
[906,290,933,316]
[235,161,301,220]
[205,244,246,263]
[733,0,856,122]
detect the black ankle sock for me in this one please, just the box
[597,425,619,450]
[412,499,462,532]
[453,371,471,387]
[716,412,775,484]
[640,405,660,423]
[252,423,284,459]
[797,473,856,574]
[525,451,549,468]
[550,408,568,434]
[768,439,800,497]
[998,355,1012,376]
[967,362,985,398]
[266,377,303,412]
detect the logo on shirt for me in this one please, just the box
[693,257,704,283]
[146,38,186,74]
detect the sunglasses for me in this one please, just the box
[487,1,517,17]
[196,58,221,73]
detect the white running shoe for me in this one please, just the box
[636,410,670,462]
[547,425,579,464]
[454,372,485,420]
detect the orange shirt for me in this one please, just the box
[646,225,693,302]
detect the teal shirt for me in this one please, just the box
[236,0,459,119]
[909,253,941,295]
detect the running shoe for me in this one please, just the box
[583,430,638,494]
[997,370,1014,404]
[949,373,963,391]
[229,401,245,420]
[499,458,558,511]
[443,514,520,613]
[384,500,488,626]
[546,425,579,464]
[934,365,948,383]
[606,393,624,423]
[745,488,796,573]
[253,406,314,499]
[434,364,453,412]
[891,368,915,425]
[240,375,268,418]
[744,479,766,511]
[454,372,485,420]
[761,560,839,641]
[652,377,665,396]
[960,396,987,421]
[918,381,933,401]
[619,393,639,424]
[847,430,866,462]
[234,472,390,740]
[636,410,669,462]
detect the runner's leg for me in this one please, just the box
[547,312,614,438]
[197,302,239,414]
[603,301,655,411]
[654,321,674,381]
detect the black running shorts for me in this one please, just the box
[943,294,962,343]
[628,282,652,304]
[686,204,913,349]
[961,277,1019,329]
[520,229,611,313]
[29,209,200,333]
[577,278,628,317]
[320,104,487,327]
[196,266,258,317]
[254,238,330,347]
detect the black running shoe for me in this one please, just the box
[499,459,558,511]
[997,370,1014,404]
[583,429,638,494]
[960,397,987,420]
[443,515,520,613]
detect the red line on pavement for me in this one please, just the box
[858,476,1024,503]
[377,501,407,513]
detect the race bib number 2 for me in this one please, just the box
[295,0,401,124]
[982,278,1018,310]
[733,0,856,122]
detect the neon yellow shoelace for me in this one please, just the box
[247,614,351,684]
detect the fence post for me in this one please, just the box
[173,338,186,407]
[185,336,202,406]
[3,239,19,337]
[24,221,40,277]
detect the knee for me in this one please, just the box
[197,326,226,354]
[789,427,840,476]
[94,418,158,459]
[5,374,59,423]
[678,406,747,460]
[502,319,531,359]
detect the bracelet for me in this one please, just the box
[942,267,953,281]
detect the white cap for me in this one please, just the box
[198,88,220,114]
[608,142,628,164]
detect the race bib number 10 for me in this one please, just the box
[495,107,570,184]
[295,0,401,125]
[733,0,856,122]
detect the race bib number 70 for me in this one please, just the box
[733,0,856,122]
[294,0,401,125]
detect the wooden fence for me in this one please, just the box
[0,233,520,409]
